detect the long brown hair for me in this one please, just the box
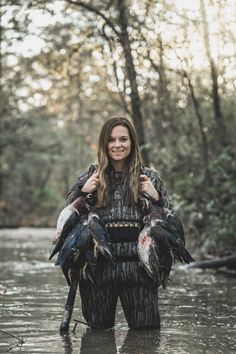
[96,116,142,207]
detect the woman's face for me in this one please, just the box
[107,125,132,167]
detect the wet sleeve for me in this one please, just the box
[66,165,96,205]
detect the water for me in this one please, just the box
[0,228,235,354]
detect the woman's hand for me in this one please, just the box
[140,174,160,201]
[81,170,100,193]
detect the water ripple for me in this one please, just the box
[0,228,236,354]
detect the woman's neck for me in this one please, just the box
[111,161,125,172]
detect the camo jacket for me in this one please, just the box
[67,165,173,214]
[66,165,174,261]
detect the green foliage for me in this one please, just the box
[173,147,236,253]
[1,0,236,256]
[202,148,236,251]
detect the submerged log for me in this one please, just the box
[188,255,236,269]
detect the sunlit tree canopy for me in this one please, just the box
[1,0,236,253]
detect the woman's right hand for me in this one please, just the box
[81,170,100,193]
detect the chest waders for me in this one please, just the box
[78,227,160,330]
[62,166,173,330]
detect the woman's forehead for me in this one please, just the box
[110,125,130,136]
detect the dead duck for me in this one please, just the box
[49,194,94,260]
[138,203,194,287]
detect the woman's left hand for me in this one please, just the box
[140,174,160,201]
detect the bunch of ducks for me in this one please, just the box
[49,194,194,287]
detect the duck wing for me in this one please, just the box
[49,212,80,260]
[56,221,92,268]
[49,195,93,260]
[88,213,114,263]
[151,224,194,264]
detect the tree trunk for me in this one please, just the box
[67,0,150,165]
[117,0,149,165]
[200,0,227,147]
[182,69,211,184]
[188,255,236,269]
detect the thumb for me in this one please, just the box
[93,170,99,178]
[140,174,149,181]
[92,168,98,175]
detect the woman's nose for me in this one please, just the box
[114,140,121,147]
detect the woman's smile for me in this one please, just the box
[112,150,124,154]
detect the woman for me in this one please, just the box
[66,116,173,330]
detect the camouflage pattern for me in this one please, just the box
[66,165,173,328]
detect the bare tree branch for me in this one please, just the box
[101,24,131,116]
[188,255,236,269]
[118,0,149,165]
[0,328,25,344]
[181,68,210,184]
[66,0,121,39]
[66,0,150,165]
[200,0,227,147]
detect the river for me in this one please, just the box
[0,228,235,354]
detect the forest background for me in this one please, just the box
[1,0,236,256]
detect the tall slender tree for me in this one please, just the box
[200,0,227,147]
[66,0,149,165]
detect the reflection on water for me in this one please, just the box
[0,228,236,354]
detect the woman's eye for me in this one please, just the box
[108,137,128,143]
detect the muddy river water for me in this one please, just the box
[0,228,235,353]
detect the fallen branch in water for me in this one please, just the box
[72,319,89,333]
[188,255,236,269]
[0,328,25,344]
